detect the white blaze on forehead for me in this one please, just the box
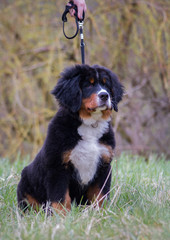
[97,88,108,95]
[95,69,99,79]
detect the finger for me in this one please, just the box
[84,3,87,12]
[78,6,84,20]
[78,3,87,20]
[69,8,75,17]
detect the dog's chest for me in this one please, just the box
[69,121,109,185]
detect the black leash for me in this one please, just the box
[62,1,85,64]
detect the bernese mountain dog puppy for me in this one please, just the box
[17,64,124,214]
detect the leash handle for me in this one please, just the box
[62,1,78,39]
[62,1,85,39]
[62,1,85,23]
[62,1,85,64]
[62,18,79,40]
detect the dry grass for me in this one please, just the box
[0,154,170,240]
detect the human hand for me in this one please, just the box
[68,0,87,20]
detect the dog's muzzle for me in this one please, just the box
[98,90,111,110]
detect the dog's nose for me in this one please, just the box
[98,91,109,101]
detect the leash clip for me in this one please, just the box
[78,21,85,64]
[78,21,85,45]
[78,21,84,29]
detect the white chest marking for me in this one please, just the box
[70,121,109,185]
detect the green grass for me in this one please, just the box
[0,154,169,240]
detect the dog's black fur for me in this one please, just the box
[17,64,124,213]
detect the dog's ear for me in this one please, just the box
[110,72,124,112]
[51,66,82,112]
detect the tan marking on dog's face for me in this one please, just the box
[51,189,71,215]
[82,93,98,110]
[103,78,106,84]
[79,93,98,119]
[26,194,40,211]
[87,185,104,207]
[89,78,95,84]
[101,109,112,120]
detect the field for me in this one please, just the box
[0,154,169,240]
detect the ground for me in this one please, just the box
[0,153,169,240]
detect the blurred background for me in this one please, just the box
[0,0,169,160]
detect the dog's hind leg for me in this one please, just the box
[17,168,40,212]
